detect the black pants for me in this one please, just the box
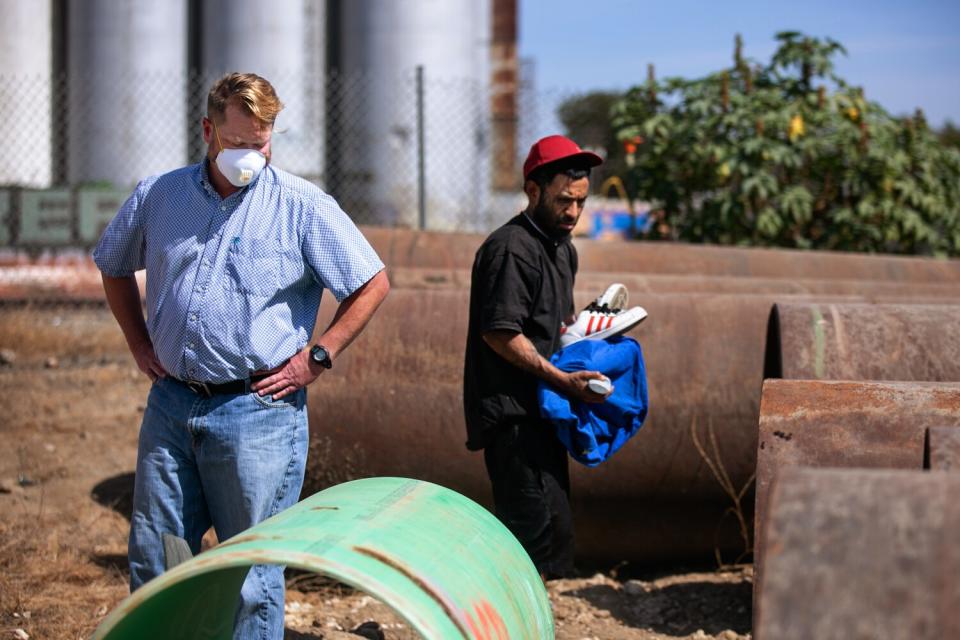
[483,420,574,578]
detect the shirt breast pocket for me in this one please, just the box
[223,242,281,296]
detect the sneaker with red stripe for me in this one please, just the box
[559,302,648,348]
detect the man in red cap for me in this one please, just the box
[463,135,610,578]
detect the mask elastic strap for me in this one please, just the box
[213,120,224,153]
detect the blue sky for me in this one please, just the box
[520,0,960,128]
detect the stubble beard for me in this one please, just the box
[532,196,573,240]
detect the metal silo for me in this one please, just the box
[0,0,53,187]
[67,0,187,188]
[201,0,325,184]
[473,0,494,231]
[336,0,488,230]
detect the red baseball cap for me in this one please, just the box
[523,135,603,180]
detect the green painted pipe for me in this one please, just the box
[92,477,552,640]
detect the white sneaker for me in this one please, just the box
[559,304,648,348]
[595,283,628,311]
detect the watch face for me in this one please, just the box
[311,345,331,368]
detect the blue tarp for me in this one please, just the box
[538,336,649,467]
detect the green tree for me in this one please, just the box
[556,91,629,194]
[939,121,960,150]
[613,32,960,256]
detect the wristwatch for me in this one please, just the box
[309,344,333,369]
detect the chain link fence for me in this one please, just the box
[3,69,585,242]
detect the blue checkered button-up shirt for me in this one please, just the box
[93,161,384,383]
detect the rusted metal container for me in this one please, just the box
[927,427,960,471]
[765,302,960,380]
[755,467,960,640]
[361,227,960,282]
[753,379,960,609]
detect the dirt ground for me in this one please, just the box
[0,302,752,640]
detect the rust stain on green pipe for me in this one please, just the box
[354,544,475,639]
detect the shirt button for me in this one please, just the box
[220,205,227,211]
[190,314,197,321]
[189,342,195,348]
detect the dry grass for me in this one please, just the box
[0,518,128,639]
[1,304,137,639]
[0,304,126,367]
[690,417,756,569]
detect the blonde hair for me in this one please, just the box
[207,72,284,126]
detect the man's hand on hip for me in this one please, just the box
[250,270,389,401]
[250,349,323,400]
[132,338,168,382]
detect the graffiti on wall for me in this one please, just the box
[0,188,128,248]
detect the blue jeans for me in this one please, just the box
[128,376,308,640]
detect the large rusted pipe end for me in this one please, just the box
[755,467,960,639]
[754,379,960,612]
[767,302,960,381]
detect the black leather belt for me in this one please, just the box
[177,375,268,398]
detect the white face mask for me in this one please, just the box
[215,147,266,187]
[212,120,268,187]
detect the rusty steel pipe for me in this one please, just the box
[361,227,960,282]
[304,289,895,562]
[765,302,960,380]
[755,467,960,640]
[7,260,960,303]
[4,228,960,286]
[753,379,960,609]
[388,266,960,301]
[4,260,960,308]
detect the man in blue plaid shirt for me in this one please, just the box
[94,72,389,639]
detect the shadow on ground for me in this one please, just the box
[285,620,384,639]
[91,552,129,578]
[92,472,135,521]
[568,580,752,636]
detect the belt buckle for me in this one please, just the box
[186,380,212,398]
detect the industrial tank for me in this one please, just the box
[201,0,325,184]
[0,0,53,187]
[335,0,490,230]
[67,0,188,187]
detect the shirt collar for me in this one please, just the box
[522,211,568,248]
[197,159,218,197]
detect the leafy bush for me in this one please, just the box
[613,32,960,256]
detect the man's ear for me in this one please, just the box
[201,117,213,145]
[523,179,540,207]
